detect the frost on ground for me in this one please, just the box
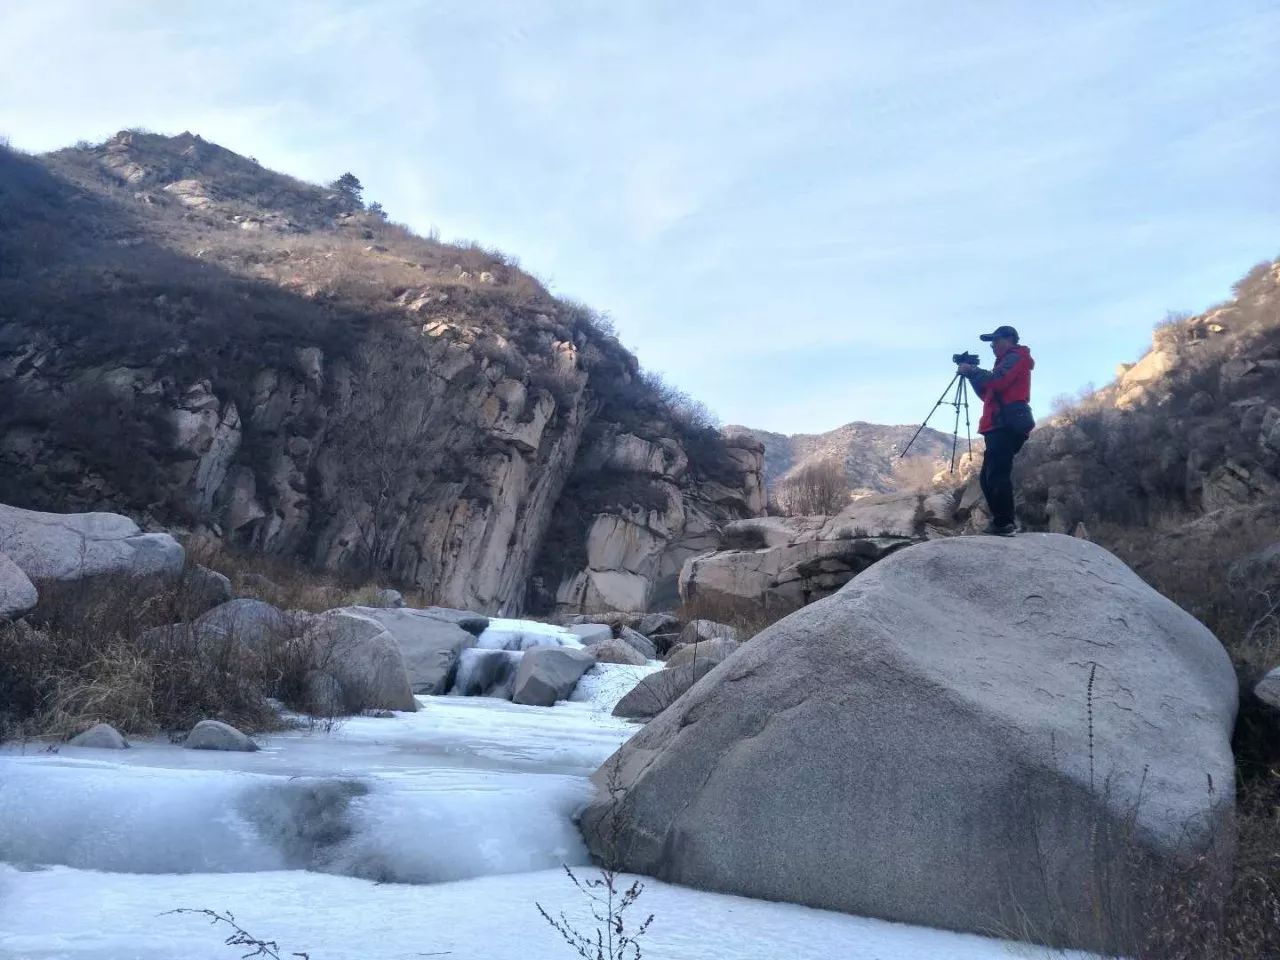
[0,632,1092,960]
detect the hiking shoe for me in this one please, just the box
[983,522,1017,537]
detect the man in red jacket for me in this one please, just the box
[957,325,1035,536]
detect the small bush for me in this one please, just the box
[775,459,848,516]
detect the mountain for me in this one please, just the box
[0,130,765,615]
[734,421,959,496]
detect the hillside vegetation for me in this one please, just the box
[0,131,761,614]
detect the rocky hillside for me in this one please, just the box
[736,421,956,497]
[0,131,764,615]
[1017,257,1280,536]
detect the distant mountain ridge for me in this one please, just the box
[730,421,958,496]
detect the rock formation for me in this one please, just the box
[0,133,764,616]
[678,491,948,612]
[583,534,1238,953]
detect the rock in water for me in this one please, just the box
[616,627,657,661]
[612,660,717,721]
[0,551,37,620]
[184,719,258,752]
[308,610,418,712]
[68,723,129,749]
[512,647,595,706]
[340,606,480,695]
[665,637,738,669]
[0,503,184,581]
[582,534,1237,953]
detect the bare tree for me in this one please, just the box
[775,459,848,516]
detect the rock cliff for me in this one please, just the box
[0,131,763,614]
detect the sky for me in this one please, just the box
[1,1,1277,434]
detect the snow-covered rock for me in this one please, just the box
[585,534,1237,953]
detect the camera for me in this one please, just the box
[952,351,980,366]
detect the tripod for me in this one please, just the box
[900,373,973,473]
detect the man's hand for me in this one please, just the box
[957,363,977,374]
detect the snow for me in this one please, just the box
[0,620,1093,960]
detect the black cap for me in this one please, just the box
[979,325,1019,343]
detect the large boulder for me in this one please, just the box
[340,606,481,695]
[0,551,37,620]
[583,534,1237,953]
[0,504,184,581]
[636,612,680,637]
[612,660,718,721]
[308,609,418,712]
[511,646,595,707]
[191,598,294,649]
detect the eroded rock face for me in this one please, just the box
[679,494,925,613]
[584,534,1238,953]
[0,136,769,618]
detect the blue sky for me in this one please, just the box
[2,1,1277,433]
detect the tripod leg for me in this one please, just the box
[960,378,973,463]
[950,376,964,473]
[901,374,962,459]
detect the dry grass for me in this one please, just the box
[675,592,800,641]
[188,538,420,613]
[0,550,400,743]
[775,459,848,516]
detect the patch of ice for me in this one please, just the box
[477,617,582,650]
[0,864,1098,960]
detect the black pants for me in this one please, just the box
[979,428,1028,527]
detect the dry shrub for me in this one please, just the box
[675,591,799,640]
[776,459,848,516]
[188,539,418,612]
[0,561,375,743]
[889,455,943,493]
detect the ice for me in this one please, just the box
[0,864,1095,960]
[476,617,582,651]
[0,615,1099,959]
[0,694,633,882]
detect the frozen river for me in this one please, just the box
[0,657,1087,959]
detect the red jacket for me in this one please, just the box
[965,345,1035,434]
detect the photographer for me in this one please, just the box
[956,326,1035,537]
